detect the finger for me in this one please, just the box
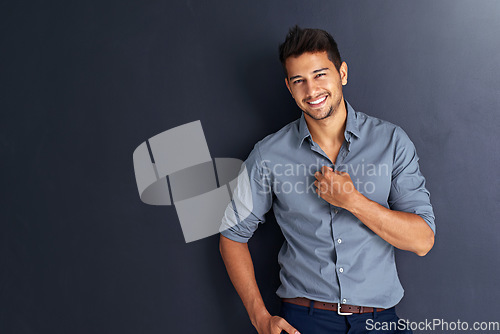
[277,318,301,334]
[321,165,332,175]
[333,170,347,179]
[318,182,329,195]
[314,171,324,181]
[314,179,325,190]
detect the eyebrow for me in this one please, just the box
[289,68,330,81]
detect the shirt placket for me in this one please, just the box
[332,138,351,305]
[309,135,352,305]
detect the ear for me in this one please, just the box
[340,62,348,86]
[285,77,293,96]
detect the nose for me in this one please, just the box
[305,80,319,98]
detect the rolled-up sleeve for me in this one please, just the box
[219,143,274,243]
[388,127,436,234]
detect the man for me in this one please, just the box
[219,26,435,334]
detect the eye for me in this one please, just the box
[293,79,304,85]
[315,73,326,78]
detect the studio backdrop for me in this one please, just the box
[1,1,499,333]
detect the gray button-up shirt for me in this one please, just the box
[220,101,435,309]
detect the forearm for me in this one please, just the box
[346,192,434,256]
[219,235,270,328]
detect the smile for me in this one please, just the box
[307,95,327,106]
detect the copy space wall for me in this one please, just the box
[1,1,499,333]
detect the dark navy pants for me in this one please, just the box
[280,301,413,334]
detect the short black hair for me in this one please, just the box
[279,25,342,77]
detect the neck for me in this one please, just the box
[304,98,347,147]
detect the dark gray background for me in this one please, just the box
[1,1,499,333]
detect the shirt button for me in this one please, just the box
[337,238,342,244]
[334,209,339,214]
[342,298,347,304]
[339,267,344,273]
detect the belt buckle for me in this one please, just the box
[337,303,353,316]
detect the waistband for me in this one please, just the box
[282,297,386,315]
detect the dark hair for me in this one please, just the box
[278,25,342,76]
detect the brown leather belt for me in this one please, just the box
[282,297,386,315]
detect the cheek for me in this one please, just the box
[327,82,342,95]
[291,88,304,101]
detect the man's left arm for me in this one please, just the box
[315,128,435,256]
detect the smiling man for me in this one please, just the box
[219,26,435,334]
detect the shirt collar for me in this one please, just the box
[297,100,361,148]
[345,100,361,139]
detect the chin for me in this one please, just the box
[305,106,334,120]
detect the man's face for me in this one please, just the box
[285,51,348,121]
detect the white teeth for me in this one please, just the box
[308,96,327,105]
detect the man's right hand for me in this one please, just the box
[219,236,301,334]
[255,314,300,334]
